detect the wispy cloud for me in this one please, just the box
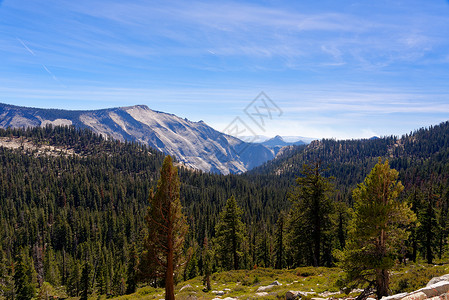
[15,37,65,87]
[2,0,449,139]
[57,0,448,70]
[4,0,448,74]
[17,38,35,55]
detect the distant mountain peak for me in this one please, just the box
[272,135,284,141]
[261,135,306,156]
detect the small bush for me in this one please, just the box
[296,266,322,277]
[137,286,156,296]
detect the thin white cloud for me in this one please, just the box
[4,0,449,73]
[17,38,35,56]
[2,0,449,140]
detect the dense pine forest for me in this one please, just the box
[2,123,449,298]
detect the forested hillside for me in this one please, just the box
[251,121,449,196]
[0,126,289,298]
[2,122,449,298]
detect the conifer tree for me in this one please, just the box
[184,246,198,281]
[287,162,335,267]
[126,242,138,294]
[437,189,449,260]
[407,187,421,262]
[79,262,91,300]
[67,259,81,297]
[202,237,212,291]
[0,247,9,298]
[13,250,36,300]
[417,185,439,264]
[336,159,416,299]
[274,212,286,269]
[111,263,126,296]
[255,225,271,267]
[141,155,188,300]
[43,246,60,287]
[214,195,246,270]
[96,254,108,295]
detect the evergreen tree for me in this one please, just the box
[43,246,60,287]
[287,162,335,267]
[336,159,416,298]
[96,254,109,295]
[407,188,421,262]
[184,246,198,281]
[255,225,271,268]
[80,262,91,300]
[274,212,286,269]
[202,237,212,291]
[111,263,126,296]
[214,195,246,270]
[67,259,81,297]
[13,251,36,300]
[418,185,439,264]
[141,155,188,300]
[437,189,449,259]
[33,242,44,288]
[0,247,13,299]
[126,242,138,294]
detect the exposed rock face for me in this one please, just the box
[0,103,275,174]
[285,291,301,300]
[179,284,193,291]
[382,275,449,300]
[257,280,282,292]
[427,275,449,287]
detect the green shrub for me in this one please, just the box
[137,286,156,296]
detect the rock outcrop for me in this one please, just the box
[382,275,449,300]
[257,280,282,292]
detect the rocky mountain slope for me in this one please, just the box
[0,102,274,174]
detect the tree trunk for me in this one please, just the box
[412,231,417,262]
[313,226,320,267]
[375,269,389,298]
[165,229,175,300]
[375,228,389,298]
[232,227,238,270]
[426,192,434,264]
[205,273,211,291]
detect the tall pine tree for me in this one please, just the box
[287,162,335,267]
[274,212,286,269]
[126,242,138,294]
[13,250,36,300]
[336,159,416,298]
[141,155,188,300]
[214,196,246,270]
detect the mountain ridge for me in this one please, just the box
[249,120,449,189]
[0,102,275,174]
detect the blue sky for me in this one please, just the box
[1,0,449,139]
